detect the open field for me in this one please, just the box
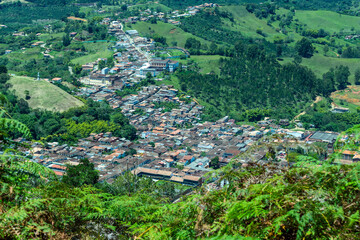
[130,21,211,48]
[222,5,281,40]
[295,10,360,33]
[331,85,360,112]
[129,3,172,12]
[38,33,65,42]
[71,42,113,65]
[9,76,84,112]
[282,55,360,81]
[180,55,226,75]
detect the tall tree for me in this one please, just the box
[62,158,99,187]
[355,68,360,85]
[296,38,315,58]
[335,65,350,90]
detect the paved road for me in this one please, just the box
[120,23,152,62]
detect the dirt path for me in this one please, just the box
[293,96,323,120]
[332,51,340,57]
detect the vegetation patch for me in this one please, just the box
[9,76,84,112]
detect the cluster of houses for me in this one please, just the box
[345,34,360,40]
[59,76,356,186]
[80,20,179,86]
[22,90,349,186]
[121,2,219,26]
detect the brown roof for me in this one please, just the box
[170,176,184,183]
[342,150,357,155]
[183,175,201,182]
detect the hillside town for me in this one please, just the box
[10,12,356,188]
[14,21,349,187]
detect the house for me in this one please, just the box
[309,132,339,143]
[110,67,120,74]
[125,30,139,37]
[332,106,350,113]
[82,64,94,71]
[101,67,110,75]
[69,32,78,37]
[279,119,290,126]
[4,50,12,55]
[52,78,62,83]
[353,154,360,162]
[81,73,120,86]
[342,150,357,161]
[150,59,179,73]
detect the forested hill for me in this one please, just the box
[177,42,335,122]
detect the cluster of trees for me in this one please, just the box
[153,101,180,112]
[177,41,334,122]
[153,34,167,46]
[295,37,315,58]
[301,28,329,38]
[115,74,155,98]
[184,37,227,55]
[341,46,360,58]
[301,111,360,132]
[180,10,244,45]
[245,2,276,19]
[0,2,79,30]
[12,98,137,143]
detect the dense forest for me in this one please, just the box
[180,11,243,45]
[0,2,79,30]
[176,41,338,121]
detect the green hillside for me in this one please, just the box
[71,42,113,65]
[282,54,360,81]
[180,55,225,74]
[222,5,281,40]
[295,10,360,33]
[130,21,211,48]
[9,76,84,112]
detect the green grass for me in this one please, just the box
[180,55,225,75]
[38,33,65,42]
[295,10,360,33]
[282,54,360,81]
[222,5,280,39]
[2,47,43,61]
[332,98,359,112]
[9,76,84,112]
[331,86,360,112]
[71,42,113,65]
[130,21,211,48]
[156,75,181,89]
[129,2,172,12]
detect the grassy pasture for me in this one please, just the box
[9,76,84,112]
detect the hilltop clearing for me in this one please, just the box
[9,76,84,112]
